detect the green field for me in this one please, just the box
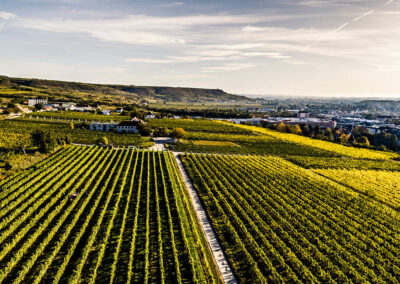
[0,147,220,283]
[1,115,400,283]
[182,153,400,283]
[28,111,130,122]
[0,119,153,148]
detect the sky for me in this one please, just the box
[0,0,400,97]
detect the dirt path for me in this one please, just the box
[172,152,237,284]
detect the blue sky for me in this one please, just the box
[0,0,399,96]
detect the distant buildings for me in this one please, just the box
[268,118,337,129]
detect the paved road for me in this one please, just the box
[172,152,237,284]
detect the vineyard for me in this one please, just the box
[182,153,400,283]
[0,146,219,283]
[219,121,399,160]
[149,119,253,134]
[28,111,130,122]
[286,155,400,170]
[0,119,153,148]
[314,169,400,209]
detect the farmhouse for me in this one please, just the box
[116,121,141,133]
[90,118,145,133]
[90,122,117,132]
[27,98,48,106]
[145,112,156,119]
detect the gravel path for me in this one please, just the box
[172,152,237,284]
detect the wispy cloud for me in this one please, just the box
[202,63,256,72]
[160,2,184,7]
[289,0,364,8]
[0,11,16,20]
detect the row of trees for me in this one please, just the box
[31,130,72,153]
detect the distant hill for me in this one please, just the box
[0,75,251,105]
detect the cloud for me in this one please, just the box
[0,12,16,20]
[202,63,256,73]
[289,0,364,8]
[160,2,184,7]
[127,55,225,64]
[11,14,273,45]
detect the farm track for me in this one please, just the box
[173,152,237,284]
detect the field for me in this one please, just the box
[0,146,219,283]
[220,122,399,160]
[0,119,153,148]
[177,131,336,157]
[286,156,400,170]
[181,153,400,283]
[149,119,253,134]
[314,169,400,209]
[28,111,130,122]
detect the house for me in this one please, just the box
[90,117,145,134]
[75,104,93,112]
[27,98,48,106]
[297,111,310,118]
[145,112,156,119]
[90,122,117,132]
[17,105,32,113]
[102,110,111,116]
[116,121,141,134]
[114,108,124,114]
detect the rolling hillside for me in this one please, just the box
[0,75,251,105]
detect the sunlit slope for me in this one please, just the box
[220,121,399,160]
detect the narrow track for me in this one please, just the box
[172,152,237,284]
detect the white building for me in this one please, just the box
[145,112,156,119]
[28,98,48,106]
[90,118,144,134]
[116,121,141,133]
[90,122,117,132]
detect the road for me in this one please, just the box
[172,152,237,284]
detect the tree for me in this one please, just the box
[70,122,74,130]
[314,125,322,135]
[339,133,350,144]
[352,126,369,138]
[56,137,66,146]
[31,130,56,153]
[276,122,286,132]
[34,103,44,111]
[324,128,334,141]
[289,124,302,135]
[153,127,170,137]
[171,128,186,141]
[355,136,370,147]
[129,107,144,119]
[65,135,73,144]
[389,135,398,151]
[137,123,152,136]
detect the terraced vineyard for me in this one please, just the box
[0,146,219,283]
[182,153,400,283]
